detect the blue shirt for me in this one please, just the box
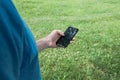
[0,0,42,80]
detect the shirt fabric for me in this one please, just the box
[0,0,42,80]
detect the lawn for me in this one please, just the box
[13,0,120,80]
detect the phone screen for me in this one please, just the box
[56,26,79,48]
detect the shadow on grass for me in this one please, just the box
[90,44,120,80]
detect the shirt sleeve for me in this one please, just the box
[0,0,42,80]
[19,23,42,80]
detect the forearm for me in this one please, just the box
[36,38,49,52]
[36,30,64,52]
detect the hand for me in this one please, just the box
[46,30,64,48]
[46,30,75,48]
[36,30,75,51]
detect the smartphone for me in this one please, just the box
[56,26,79,48]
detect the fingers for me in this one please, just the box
[72,37,75,41]
[55,30,64,36]
[70,37,75,44]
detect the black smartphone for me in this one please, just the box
[56,26,79,48]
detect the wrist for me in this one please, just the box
[36,37,50,51]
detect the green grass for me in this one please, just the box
[13,0,120,80]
